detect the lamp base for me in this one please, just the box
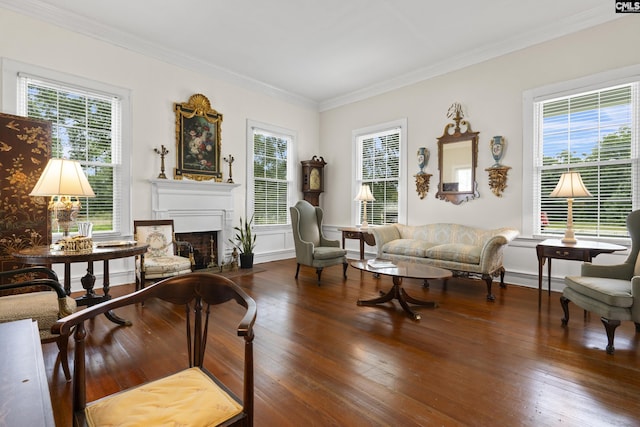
[561,228,577,245]
[360,220,369,229]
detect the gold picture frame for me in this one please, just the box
[174,94,223,181]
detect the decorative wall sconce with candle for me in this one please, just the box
[414,147,432,199]
[30,158,95,247]
[485,135,511,197]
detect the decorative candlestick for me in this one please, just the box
[224,155,235,183]
[153,145,169,179]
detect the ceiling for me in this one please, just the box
[0,0,622,110]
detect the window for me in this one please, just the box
[247,120,296,226]
[3,59,131,238]
[525,68,639,239]
[353,119,407,226]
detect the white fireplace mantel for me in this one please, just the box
[150,179,240,264]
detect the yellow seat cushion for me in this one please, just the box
[86,367,243,427]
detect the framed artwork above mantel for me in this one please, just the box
[174,93,223,181]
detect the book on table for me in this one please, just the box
[367,259,396,269]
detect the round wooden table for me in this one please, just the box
[351,260,452,320]
[13,243,149,325]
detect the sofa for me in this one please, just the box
[371,223,519,301]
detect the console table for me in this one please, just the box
[339,227,376,259]
[536,239,626,307]
[0,319,55,426]
[13,243,149,325]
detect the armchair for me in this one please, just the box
[0,266,75,380]
[52,272,257,427]
[290,200,348,284]
[133,219,194,291]
[561,209,640,354]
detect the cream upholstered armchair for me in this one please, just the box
[561,209,640,354]
[0,266,76,380]
[134,220,194,290]
[290,200,348,284]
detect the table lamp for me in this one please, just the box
[354,184,375,228]
[30,158,95,237]
[549,171,591,244]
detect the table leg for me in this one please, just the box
[359,238,365,260]
[74,260,130,326]
[357,277,437,321]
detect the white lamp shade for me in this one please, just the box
[30,158,95,197]
[549,171,591,198]
[354,184,375,202]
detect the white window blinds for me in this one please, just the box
[534,83,638,238]
[18,75,122,235]
[253,128,290,225]
[358,127,400,225]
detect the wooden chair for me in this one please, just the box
[133,219,195,290]
[0,266,75,381]
[290,200,348,283]
[53,272,256,426]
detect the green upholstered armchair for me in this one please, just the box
[0,266,76,380]
[290,200,348,284]
[561,209,640,354]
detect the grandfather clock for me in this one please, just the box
[301,156,326,206]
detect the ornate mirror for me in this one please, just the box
[436,103,480,204]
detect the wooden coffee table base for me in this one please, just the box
[357,276,437,321]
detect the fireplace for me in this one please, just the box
[150,179,239,266]
[175,231,218,269]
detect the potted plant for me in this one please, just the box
[229,215,257,269]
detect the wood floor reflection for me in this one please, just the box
[44,258,640,426]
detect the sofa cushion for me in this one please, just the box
[425,243,481,264]
[382,239,435,257]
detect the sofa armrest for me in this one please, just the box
[371,225,401,258]
[581,262,635,280]
[477,228,519,273]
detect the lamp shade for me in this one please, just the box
[30,158,95,197]
[549,171,591,198]
[354,184,375,202]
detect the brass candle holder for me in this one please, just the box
[154,145,169,179]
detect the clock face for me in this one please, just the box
[310,168,321,190]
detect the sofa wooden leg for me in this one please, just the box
[499,267,506,289]
[635,322,640,333]
[295,263,301,279]
[342,262,348,279]
[560,296,570,325]
[316,268,323,284]
[601,317,621,354]
[482,274,495,301]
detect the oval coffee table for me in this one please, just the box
[351,260,452,320]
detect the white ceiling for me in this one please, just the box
[0,0,622,110]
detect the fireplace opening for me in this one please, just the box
[175,231,218,270]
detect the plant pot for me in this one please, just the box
[239,253,254,269]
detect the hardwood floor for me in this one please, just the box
[43,259,640,426]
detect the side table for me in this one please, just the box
[339,227,376,259]
[536,238,626,307]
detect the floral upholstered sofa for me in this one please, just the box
[371,224,519,301]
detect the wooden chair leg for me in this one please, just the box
[560,296,570,325]
[295,263,301,279]
[316,268,323,284]
[601,317,621,354]
[342,262,348,279]
[56,334,71,381]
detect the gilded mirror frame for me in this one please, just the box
[174,93,223,181]
[435,103,480,204]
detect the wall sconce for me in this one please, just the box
[414,147,432,199]
[486,136,510,197]
[549,171,592,244]
[354,184,375,228]
[30,158,95,237]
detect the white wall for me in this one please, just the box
[0,8,319,289]
[319,17,640,290]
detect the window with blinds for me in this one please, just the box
[252,128,290,225]
[534,82,638,238]
[357,127,400,225]
[18,75,122,235]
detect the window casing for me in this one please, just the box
[353,119,407,226]
[524,67,639,240]
[2,59,132,239]
[247,120,296,226]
